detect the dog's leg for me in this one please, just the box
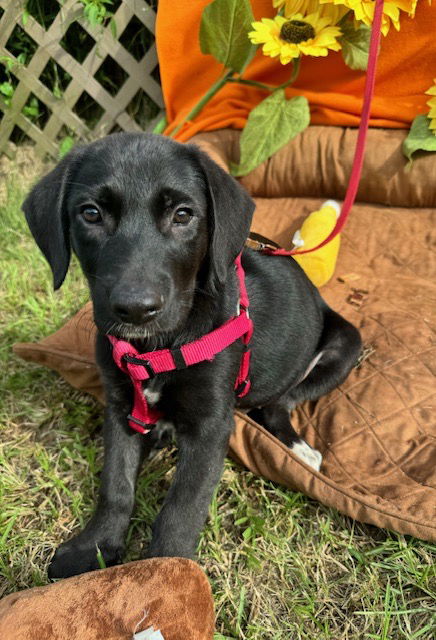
[48,335,152,579]
[48,402,149,579]
[249,308,361,472]
[147,411,233,559]
[249,404,323,472]
[283,307,362,407]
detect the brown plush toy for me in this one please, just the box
[0,558,215,640]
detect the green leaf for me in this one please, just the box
[85,4,100,26]
[340,21,370,71]
[242,526,252,540]
[402,114,436,163]
[199,0,256,73]
[231,91,310,177]
[0,82,14,98]
[0,55,14,71]
[59,135,75,158]
[22,9,29,27]
[23,101,40,119]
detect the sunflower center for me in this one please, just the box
[279,20,315,44]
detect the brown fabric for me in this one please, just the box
[13,127,436,542]
[233,197,436,542]
[14,302,105,404]
[0,558,215,640]
[191,127,436,208]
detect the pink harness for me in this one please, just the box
[108,254,253,434]
[108,0,384,435]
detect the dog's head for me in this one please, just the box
[23,133,254,338]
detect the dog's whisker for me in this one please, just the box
[193,286,216,299]
[88,273,107,284]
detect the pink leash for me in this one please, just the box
[265,0,385,257]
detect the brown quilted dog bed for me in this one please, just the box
[14,126,436,542]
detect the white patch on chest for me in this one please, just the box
[143,387,161,406]
[290,439,323,472]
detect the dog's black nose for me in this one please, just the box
[111,290,164,325]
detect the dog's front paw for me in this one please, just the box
[48,537,124,579]
[146,543,195,560]
[147,528,196,560]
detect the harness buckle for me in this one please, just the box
[235,379,251,397]
[127,414,156,432]
[236,302,249,318]
[122,354,155,378]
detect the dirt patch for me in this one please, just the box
[0,146,49,202]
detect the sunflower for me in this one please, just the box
[273,0,312,11]
[425,79,436,135]
[248,12,342,64]
[319,0,416,35]
[274,0,348,22]
[409,0,433,17]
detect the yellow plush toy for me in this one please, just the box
[292,200,341,288]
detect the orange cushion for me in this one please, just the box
[156,1,436,140]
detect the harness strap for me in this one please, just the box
[235,253,249,311]
[108,257,253,433]
[110,311,252,380]
[234,254,253,396]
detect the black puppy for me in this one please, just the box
[23,133,361,579]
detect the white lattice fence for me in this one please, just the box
[0,0,163,158]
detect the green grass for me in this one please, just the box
[1,152,435,639]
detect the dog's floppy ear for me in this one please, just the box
[191,146,255,289]
[22,146,83,290]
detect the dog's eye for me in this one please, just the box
[80,206,102,224]
[172,208,193,225]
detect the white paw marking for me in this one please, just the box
[291,439,323,472]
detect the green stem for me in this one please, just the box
[228,56,301,93]
[227,77,280,91]
[169,69,234,138]
[288,56,301,85]
[167,56,302,137]
[152,115,168,135]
